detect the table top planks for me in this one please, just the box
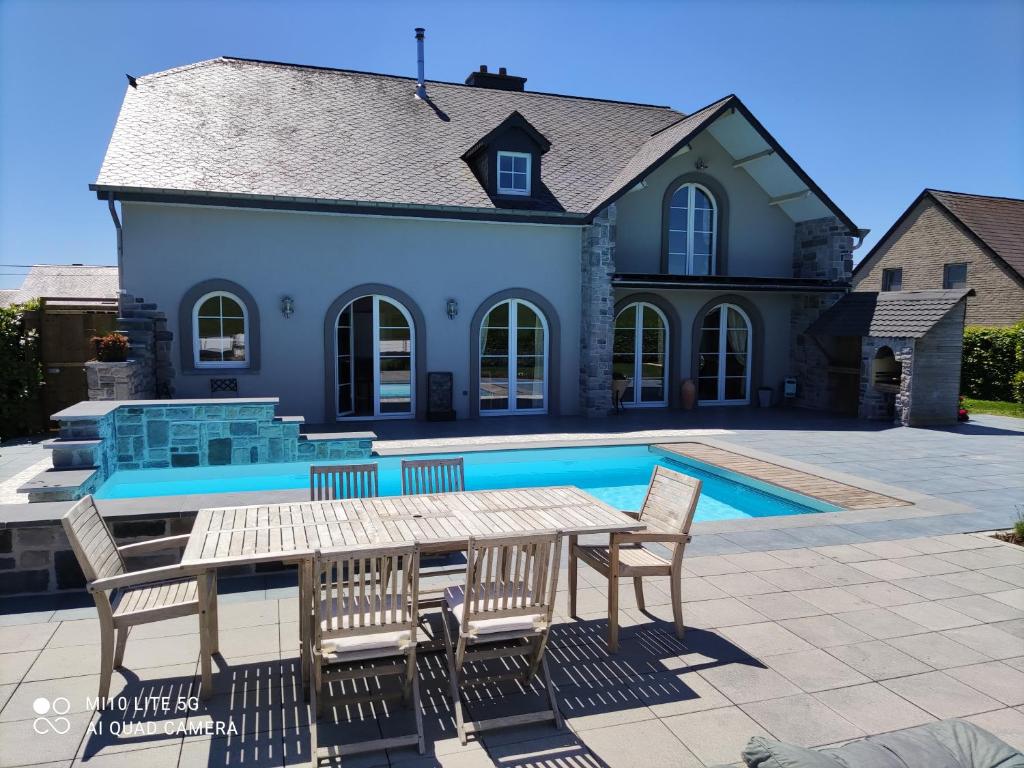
[181,486,642,567]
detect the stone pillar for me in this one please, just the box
[579,204,616,417]
[90,295,176,400]
[86,360,154,400]
[788,217,855,411]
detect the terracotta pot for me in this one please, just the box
[681,379,696,410]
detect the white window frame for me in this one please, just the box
[667,182,718,275]
[192,290,249,369]
[496,151,532,196]
[697,303,751,406]
[614,301,670,408]
[334,295,416,421]
[479,298,549,416]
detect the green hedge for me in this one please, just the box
[0,300,43,438]
[962,322,1024,403]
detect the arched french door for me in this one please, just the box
[336,295,414,418]
[613,302,669,407]
[479,298,548,415]
[697,303,751,405]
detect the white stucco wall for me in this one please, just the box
[614,131,796,277]
[121,203,583,423]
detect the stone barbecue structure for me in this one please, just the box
[808,289,973,425]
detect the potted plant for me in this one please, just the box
[92,332,130,362]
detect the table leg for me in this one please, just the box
[299,560,310,694]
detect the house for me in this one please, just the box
[91,43,868,424]
[852,190,1024,327]
[0,264,119,307]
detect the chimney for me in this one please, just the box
[465,65,527,92]
[414,27,426,99]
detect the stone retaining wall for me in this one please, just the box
[0,510,286,595]
[579,204,616,418]
[86,360,155,401]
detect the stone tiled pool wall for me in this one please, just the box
[25,398,374,502]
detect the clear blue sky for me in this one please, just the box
[1,0,1022,290]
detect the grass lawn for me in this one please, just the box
[963,397,1024,418]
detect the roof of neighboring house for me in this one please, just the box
[807,289,973,338]
[92,56,858,229]
[854,189,1024,280]
[0,265,119,307]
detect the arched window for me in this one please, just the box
[697,303,751,404]
[667,183,717,276]
[335,295,414,418]
[193,291,248,367]
[479,299,548,415]
[613,302,669,406]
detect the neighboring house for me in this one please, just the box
[0,264,119,307]
[852,190,1024,327]
[92,52,866,423]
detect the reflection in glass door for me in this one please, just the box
[336,295,414,419]
[480,299,547,415]
[613,302,668,406]
[697,304,751,404]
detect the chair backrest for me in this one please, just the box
[313,543,420,645]
[462,531,560,630]
[61,495,125,584]
[310,463,379,501]
[638,465,702,538]
[401,457,465,495]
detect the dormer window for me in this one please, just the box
[497,151,531,196]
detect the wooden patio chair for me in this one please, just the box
[309,462,379,501]
[308,542,424,763]
[569,465,701,652]
[441,531,563,745]
[61,495,218,703]
[400,456,465,495]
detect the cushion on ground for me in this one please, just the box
[740,719,1024,768]
[444,584,542,636]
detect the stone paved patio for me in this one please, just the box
[1,532,1023,768]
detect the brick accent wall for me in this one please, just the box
[853,198,1024,327]
[579,205,616,417]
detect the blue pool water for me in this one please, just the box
[95,444,839,522]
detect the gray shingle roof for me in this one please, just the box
[929,190,1024,278]
[94,57,690,217]
[807,289,972,338]
[0,265,119,307]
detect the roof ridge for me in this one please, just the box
[211,55,678,111]
[927,188,1024,204]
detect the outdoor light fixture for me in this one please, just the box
[280,296,294,319]
[446,298,459,320]
[695,157,709,171]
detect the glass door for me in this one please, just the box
[697,304,750,404]
[613,302,668,406]
[336,295,414,419]
[479,299,547,415]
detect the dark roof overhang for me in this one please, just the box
[461,110,552,161]
[93,185,586,225]
[612,273,849,293]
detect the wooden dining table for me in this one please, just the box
[181,486,643,684]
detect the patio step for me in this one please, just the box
[42,438,103,471]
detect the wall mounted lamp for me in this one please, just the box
[280,296,295,319]
[446,298,459,320]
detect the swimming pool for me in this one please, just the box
[95,444,839,522]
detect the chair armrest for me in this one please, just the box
[613,532,691,545]
[117,534,191,556]
[88,562,212,593]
